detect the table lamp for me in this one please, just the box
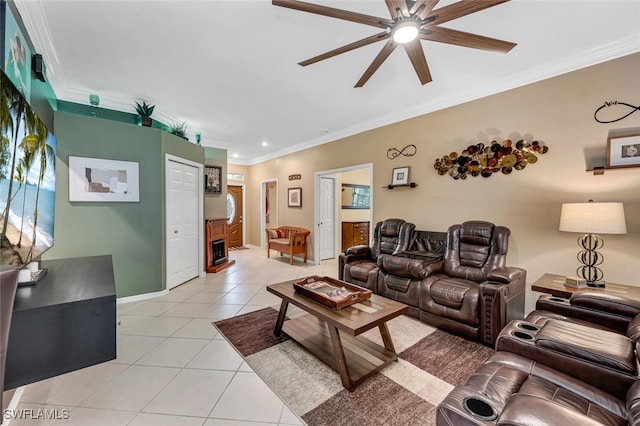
[559,200,626,287]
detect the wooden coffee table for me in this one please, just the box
[267,279,409,391]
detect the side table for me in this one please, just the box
[531,273,640,302]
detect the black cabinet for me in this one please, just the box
[4,255,116,390]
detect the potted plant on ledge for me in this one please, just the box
[170,121,188,140]
[135,101,155,127]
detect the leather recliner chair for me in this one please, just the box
[419,221,526,346]
[438,292,640,425]
[338,218,414,292]
[526,291,640,335]
[437,351,640,426]
[1,266,19,413]
[491,291,640,400]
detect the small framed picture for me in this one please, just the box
[392,167,410,185]
[205,166,222,193]
[607,130,640,168]
[288,187,302,207]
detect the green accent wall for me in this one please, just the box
[204,147,227,219]
[45,111,204,297]
[58,100,138,125]
[57,100,174,131]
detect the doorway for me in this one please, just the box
[227,185,244,248]
[261,179,278,248]
[165,155,203,290]
[314,163,372,264]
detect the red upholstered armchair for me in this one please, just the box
[419,221,526,346]
[338,218,415,292]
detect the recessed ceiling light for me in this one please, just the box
[233,153,239,158]
[261,141,268,147]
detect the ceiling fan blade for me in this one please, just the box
[403,40,432,84]
[426,0,510,26]
[272,0,392,28]
[299,32,391,66]
[421,27,516,53]
[385,0,409,18]
[409,0,440,19]
[355,40,397,87]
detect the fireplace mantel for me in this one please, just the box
[205,218,235,273]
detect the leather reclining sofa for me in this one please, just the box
[437,292,640,425]
[339,218,526,346]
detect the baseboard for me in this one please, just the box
[4,386,25,425]
[117,289,169,304]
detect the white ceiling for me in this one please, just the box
[14,0,640,165]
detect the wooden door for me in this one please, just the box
[227,185,243,248]
[166,160,199,289]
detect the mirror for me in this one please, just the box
[342,184,370,209]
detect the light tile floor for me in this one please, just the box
[10,248,339,425]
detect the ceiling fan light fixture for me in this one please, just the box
[392,20,420,44]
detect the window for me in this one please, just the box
[227,173,244,181]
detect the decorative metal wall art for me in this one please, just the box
[387,144,417,159]
[434,138,549,180]
[594,101,639,124]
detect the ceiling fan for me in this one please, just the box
[272,0,516,87]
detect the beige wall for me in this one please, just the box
[238,53,640,314]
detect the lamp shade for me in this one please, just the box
[559,202,626,234]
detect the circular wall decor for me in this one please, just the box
[434,138,548,180]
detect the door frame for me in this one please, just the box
[314,163,373,265]
[260,178,278,248]
[165,154,205,283]
[227,183,246,247]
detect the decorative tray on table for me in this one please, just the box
[293,276,372,309]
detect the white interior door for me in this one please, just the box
[319,177,335,260]
[166,159,199,289]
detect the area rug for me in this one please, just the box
[214,308,493,426]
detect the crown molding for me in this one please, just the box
[15,0,640,167]
[236,34,640,166]
[14,1,64,90]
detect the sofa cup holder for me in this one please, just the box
[549,297,567,303]
[517,323,539,332]
[463,397,497,421]
[511,330,534,340]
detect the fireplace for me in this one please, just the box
[212,239,227,266]
[205,218,235,273]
